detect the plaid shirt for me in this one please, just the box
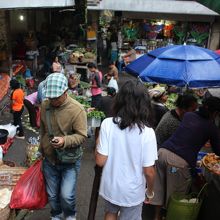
[45,73,68,98]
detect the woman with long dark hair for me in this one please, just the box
[95,80,157,220]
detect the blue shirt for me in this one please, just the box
[162,112,220,168]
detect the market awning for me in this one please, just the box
[198,0,220,14]
[0,0,75,9]
[89,0,219,16]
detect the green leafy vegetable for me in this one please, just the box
[87,110,106,119]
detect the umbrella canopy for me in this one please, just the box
[125,45,220,88]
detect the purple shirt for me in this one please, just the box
[25,92,38,105]
[162,112,220,168]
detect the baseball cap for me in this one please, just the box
[45,73,68,98]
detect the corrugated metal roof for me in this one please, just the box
[89,0,219,16]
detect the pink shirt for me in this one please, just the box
[25,92,38,105]
[91,71,102,96]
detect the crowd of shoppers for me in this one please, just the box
[7,61,220,220]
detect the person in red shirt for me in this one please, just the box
[10,79,25,139]
[87,63,103,108]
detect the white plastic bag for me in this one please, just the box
[107,77,118,92]
[0,123,18,138]
[85,89,92,98]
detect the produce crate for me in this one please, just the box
[87,117,101,127]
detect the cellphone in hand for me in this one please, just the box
[51,139,59,144]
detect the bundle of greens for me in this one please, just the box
[87,110,106,119]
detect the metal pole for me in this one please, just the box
[87,165,102,220]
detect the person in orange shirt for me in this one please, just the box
[10,79,25,139]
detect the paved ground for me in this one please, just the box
[1,71,155,220]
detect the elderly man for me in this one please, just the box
[40,73,87,220]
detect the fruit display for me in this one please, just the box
[202,153,220,175]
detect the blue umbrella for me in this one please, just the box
[125,45,220,88]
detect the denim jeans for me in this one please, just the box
[42,158,81,218]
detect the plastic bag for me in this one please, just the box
[10,160,48,209]
[107,77,118,92]
[85,89,92,97]
[0,123,18,138]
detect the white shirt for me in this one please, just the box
[97,118,158,207]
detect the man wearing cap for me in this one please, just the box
[39,73,87,220]
[148,85,168,128]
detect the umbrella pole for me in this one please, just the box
[87,165,103,220]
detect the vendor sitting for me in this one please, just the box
[123,46,136,65]
[104,61,119,83]
[68,71,80,95]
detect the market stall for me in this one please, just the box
[99,10,211,68]
[59,46,97,82]
[118,19,210,60]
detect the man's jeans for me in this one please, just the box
[42,158,81,217]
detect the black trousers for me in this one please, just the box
[13,106,24,136]
[91,94,102,108]
[24,99,37,127]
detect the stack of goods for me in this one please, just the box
[69,48,96,64]
[26,137,40,167]
[202,153,220,175]
[69,51,84,63]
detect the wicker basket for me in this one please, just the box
[0,204,10,220]
[202,154,220,176]
[0,164,27,220]
[0,165,27,188]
